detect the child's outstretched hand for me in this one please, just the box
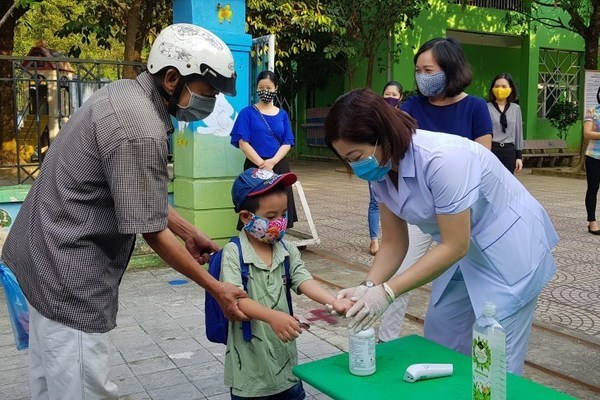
[268,311,302,342]
[328,298,354,315]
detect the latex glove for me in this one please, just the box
[346,284,394,332]
[325,298,354,315]
[336,285,370,302]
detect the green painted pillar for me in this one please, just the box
[172,0,251,244]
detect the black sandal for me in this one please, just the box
[588,226,600,235]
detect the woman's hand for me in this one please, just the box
[336,285,370,302]
[515,158,523,173]
[261,159,276,171]
[346,284,394,332]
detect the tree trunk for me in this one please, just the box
[365,50,375,89]
[122,0,143,79]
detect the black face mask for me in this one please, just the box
[257,90,277,103]
[384,97,400,108]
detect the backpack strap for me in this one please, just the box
[230,237,253,342]
[281,241,293,316]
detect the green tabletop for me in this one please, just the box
[293,335,575,400]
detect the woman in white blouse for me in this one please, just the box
[487,73,524,174]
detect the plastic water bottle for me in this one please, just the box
[472,302,506,400]
[348,327,376,376]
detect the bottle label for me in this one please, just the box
[472,329,506,400]
[349,333,376,375]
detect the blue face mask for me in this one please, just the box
[349,144,392,182]
[415,71,446,97]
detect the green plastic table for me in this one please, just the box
[293,335,575,400]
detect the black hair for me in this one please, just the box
[597,85,600,104]
[256,70,279,86]
[325,89,417,168]
[487,73,519,103]
[382,80,403,95]
[414,37,472,97]
[239,184,287,214]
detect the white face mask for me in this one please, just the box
[176,84,216,122]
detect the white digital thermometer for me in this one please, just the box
[403,363,453,383]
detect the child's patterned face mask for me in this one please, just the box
[244,212,287,244]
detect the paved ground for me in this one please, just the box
[1,160,599,399]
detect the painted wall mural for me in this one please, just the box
[217,3,233,23]
[177,93,238,138]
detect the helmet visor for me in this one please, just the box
[201,64,237,96]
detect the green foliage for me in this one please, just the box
[54,0,171,60]
[501,0,600,66]
[247,0,426,100]
[247,1,344,71]
[547,99,579,140]
[14,0,123,60]
[247,0,342,62]
[16,0,43,7]
[246,0,348,108]
[328,0,426,88]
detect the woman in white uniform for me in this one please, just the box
[325,89,558,375]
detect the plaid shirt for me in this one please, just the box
[584,105,600,159]
[1,72,173,333]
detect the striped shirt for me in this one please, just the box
[584,105,600,159]
[1,72,173,333]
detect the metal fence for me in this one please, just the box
[449,0,524,12]
[0,55,145,184]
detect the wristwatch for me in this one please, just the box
[360,280,375,288]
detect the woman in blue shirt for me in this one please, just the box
[401,37,492,147]
[325,89,558,375]
[230,71,297,228]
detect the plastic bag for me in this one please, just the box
[0,262,29,350]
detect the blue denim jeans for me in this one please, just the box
[368,183,380,240]
[230,382,305,400]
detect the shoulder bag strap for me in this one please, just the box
[252,105,282,146]
[230,237,253,341]
[281,241,293,316]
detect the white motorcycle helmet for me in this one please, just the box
[147,23,236,96]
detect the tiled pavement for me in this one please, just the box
[1,160,599,399]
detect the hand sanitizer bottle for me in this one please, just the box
[472,302,506,400]
[348,327,376,376]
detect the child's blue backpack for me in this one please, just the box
[205,237,292,344]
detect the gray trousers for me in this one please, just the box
[28,303,118,400]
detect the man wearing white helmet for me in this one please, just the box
[2,23,244,399]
